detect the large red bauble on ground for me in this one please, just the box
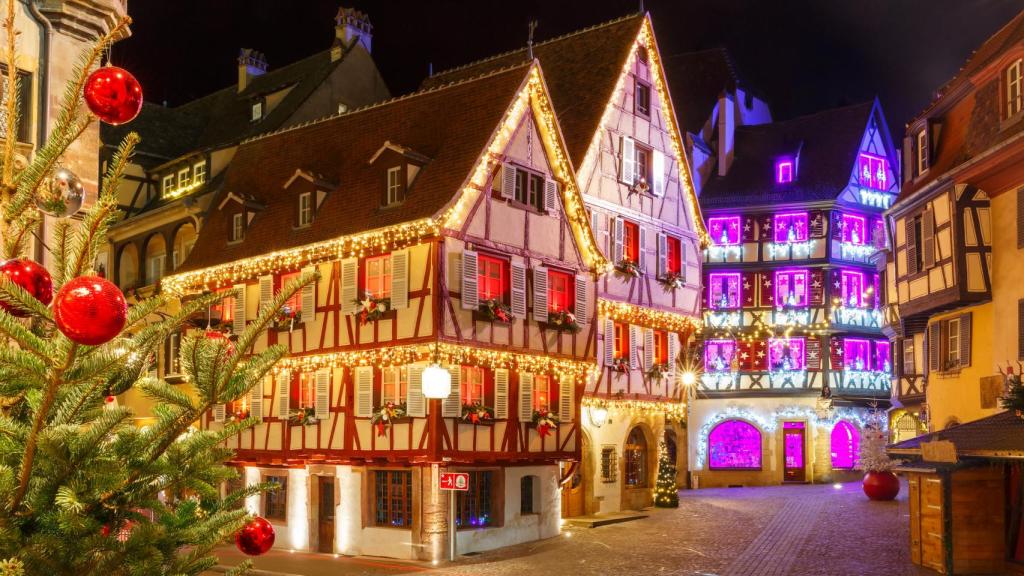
[53,276,127,345]
[862,470,900,501]
[235,516,275,556]
[0,259,52,317]
[83,66,143,125]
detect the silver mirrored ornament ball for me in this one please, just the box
[36,168,85,217]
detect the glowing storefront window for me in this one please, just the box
[768,337,805,371]
[774,269,809,307]
[704,339,736,372]
[708,272,741,309]
[830,420,859,469]
[774,212,809,243]
[708,216,741,246]
[708,420,762,470]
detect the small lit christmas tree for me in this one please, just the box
[856,407,896,472]
[653,440,679,508]
[1000,364,1024,418]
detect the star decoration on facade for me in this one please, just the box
[813,279,822,288]
[740,352,749,360]
[756,351,766,358]
[834,281,841,289]
[744,222,751,232]
[763,279,772,288]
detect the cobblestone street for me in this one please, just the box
[215,481,938,576]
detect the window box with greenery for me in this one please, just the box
[614,258,642,279]
[611,357,629,373]
[476,298,514,323]
[658,271,685,290]
[371,401,408,436]
[271,305,299,331]
[288,406,316,426]
[530,409,560,437]
[353,293,392,326]
[546,309,580,334]
[645,363,670,381]
[461,402,495,425]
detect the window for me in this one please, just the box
[947,317,960,367]
[600,447,618,482]
[382,366,407,404]
[635,81,651,117]
[930,315,971,372]
[461,366,485,405]
[708,420,762,469]
[704,339,735,372]
[624,427,648,487]
[844,338,871,371]
[916,129,928,176]
[251,101,263,121]
[162,174,175,196]
[225,471,246,510]
[774,269,808,307]
[178,167,190,191]
[909,214,924,273]
[365,255,391,299]
[665,235,682,275]
[708,272,741,309]
[773,212,808,243]
[279,271,303,317]
[1008,59,1022,118]
[635,146,651,185]
[147,253,165,284]
[830,421,859,469]
[547,269,573,313]
[653,330,668,366]
[532,374,554,412]
[513,168,545,211]
[477,254,507,302]
[1020,299,1024,361]
[373,470,412,527]
[290,372,315,410]
[841,213,867,245]
[0,67,32,143]
[298,192,313,227]
[613,322,629,360]
[776,159,794,183]
[231,213,244,242]
[841,270,866,308]
[708,216,741,246]
[455,471,494,528]
[263,475,287,521]
[622,220,640,263]
[858,152,889,190]
[193,161,207,185]
[213,289,235,324]
[165,332,181,376]
[874,340,891,373]
[386,166,403,205]
[903,338,916,375]
[637,45,649,64]
[768,337,805,371]
[520,476,536,514]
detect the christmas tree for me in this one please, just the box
[1000,364,1023,417]
[653,440,679,508]
[0,4,309,574]
[856,407,897,473]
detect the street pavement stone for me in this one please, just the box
[213,481,942,576]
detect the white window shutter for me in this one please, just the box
[613,217,624,263]
[591,211,604,257]
[442,366,462,417]
[680,240,688,282]
[629,325,640,369]
[494,368,509,419]
[258,275,274,322]
[250,378,265,422]
[390,249,409,309]
[573,275,588,324]
[544,179,558,213]
[518,373,534,421]
[638,226,647,271]
[213,404,226,423]
[406,364,425,417]
[668,333,680,374]
[657,233,667,278]
[532,266,549,323]
[604,319,615,366]
[354,366,373,418]
[652,149,665,196]
[620,136,636,184]
[300,266,317,323]
[232,284,246,335]
[461,250,479,310]
[276,375,290,419]
[510,262,527,318]
[500,163,516,200]
[558,375,574,422]
[314,368,330,420]
[341,258,358,315]
[643,328,655,369]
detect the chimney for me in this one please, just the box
[332,7,372,61]
[717,93,736,177]
[237,48,268,93]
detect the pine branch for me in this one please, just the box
[0,281,52,321]
[1,0,19,189]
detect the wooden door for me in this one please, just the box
[317,476,335,553]
[920,474,945,573]
[782,424,806,482]
[561,464,585,518]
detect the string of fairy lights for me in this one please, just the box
[598,299,701,333]
[582,396,686,421]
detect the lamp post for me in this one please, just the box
[422,358,454,562]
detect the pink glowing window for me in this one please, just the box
[708,216,741,246]
[841,270,865,307]
[708,272,741,309]
[857,152,889,190]
[844,338,871,371]
[708,420,762,470]
[774,269,809,307]
[874,340,891,372]
[768,338,805,371]
[830,420,859,469]
[704,339,736,372]
[773,212,809,243]
[840,213,867,245]
[776,159,794,183]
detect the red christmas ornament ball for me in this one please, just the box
[83,66,143,125]
[205,330,236,355]
[0,259,52,317]
[53,276,127,345]
[235,516,275,556]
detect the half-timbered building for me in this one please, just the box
[690,100,897,487]
[162,62,604,560]
[421,13,705,514]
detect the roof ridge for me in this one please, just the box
[740,100,872,130]
[427,12,643,80]
[239,61,535,146]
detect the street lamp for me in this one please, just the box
[423,363,452,400]
[588,404,608,428]
[422,343,454,562]
[680,370,697,387]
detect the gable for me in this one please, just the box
[838,105,899,210]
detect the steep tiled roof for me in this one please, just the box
[178,64,531,273]
[889,410,1024,459]
[663,48,738,135]
[420,14,644,165]
[700,101,874,209]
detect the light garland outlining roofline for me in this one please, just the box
[598,298,701,333]
[582,396,686,421]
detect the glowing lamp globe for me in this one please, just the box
[422,364,451,399]
[589,405,608,428]
[681,371,697,387]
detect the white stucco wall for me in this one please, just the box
[455,465,560,555]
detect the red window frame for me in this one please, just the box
[461,366,489,406]
[477,254,507,303]
[533,374,558,412]
[289,372,316,410]
[279,271,302,315]
[364,254,391,299]
[613,322,629,360]
[623,220,640,263]
[666,236,681,275]
[214,288,235,323]
[653,330,669,365]
[547,269,574,313]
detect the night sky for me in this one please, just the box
[116,0,1024,133]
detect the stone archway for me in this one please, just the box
[620,422,657,511]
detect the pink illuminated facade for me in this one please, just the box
[708,420,762,470]
[830,420,859,469]
[708,215,742,246]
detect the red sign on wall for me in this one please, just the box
[440,472,470,491]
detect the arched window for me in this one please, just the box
[892,413,923,444]
[708,420,761,469]
[172,222,197,270]
[118,243,139,290]
[624,427,648,487]
[144,234,167,285]
[830,420,859,469]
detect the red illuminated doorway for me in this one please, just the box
[783,422,806,482]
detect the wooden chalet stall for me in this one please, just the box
[162,61,605,560]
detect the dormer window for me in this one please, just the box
[1007,58,1022,118]
[635,81,651,117]
[916,129,928,175]
[298,192,313,227]
[637,46,649,65]
[193,161,207,185]
[776,159,794,183]
[386,166,404,206]
[162,174,175,196]
[231,213,244,242]
[178,167,190,190]
[251,101,263,122]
